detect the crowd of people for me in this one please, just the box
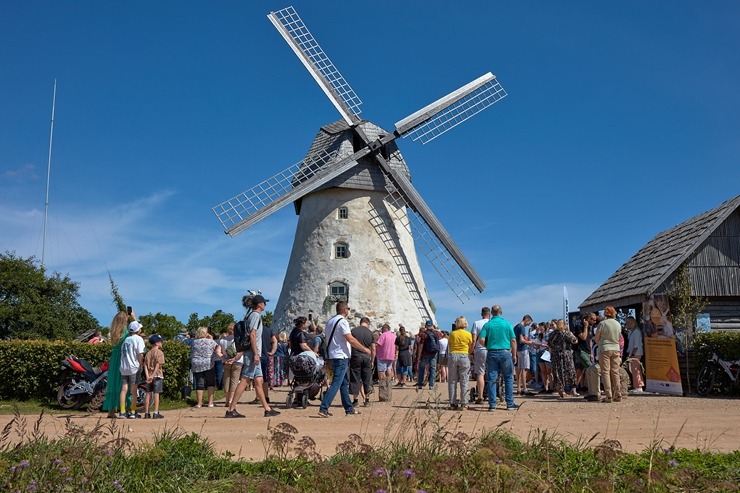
[98,297,647,419]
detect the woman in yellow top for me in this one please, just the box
[447,316,474,409]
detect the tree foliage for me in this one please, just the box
[666,263,708,344]
[0,251,101,340]
[138,312,185,340]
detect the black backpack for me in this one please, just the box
[234,311,260,352]
[423,329,439,354]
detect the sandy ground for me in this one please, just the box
[2,385,738,460]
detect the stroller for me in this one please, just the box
[285,352,326,409]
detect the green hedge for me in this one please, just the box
[693,331,740,365]
[0,340,191,402]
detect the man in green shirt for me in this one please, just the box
[478,305,519,411]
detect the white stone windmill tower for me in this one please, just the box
[212,6,507,331]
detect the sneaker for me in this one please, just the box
[475,398,483,405]
[505,404,520,411]
[629,388,644,394]
[143,413,151,419]
[152,413,164,419]
[352,399,359,406]
[318,410,333,418]
[225,410,246,418]
[264,409,281,417]
[128,413,142,419]
[345,409,361,416]
[487,407,496,412]
[117,413,128,419]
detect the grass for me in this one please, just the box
[0,402,739,492]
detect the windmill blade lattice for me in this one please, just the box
[384,187,479,303]
[213,148,360,236]
[395,73,507,144]
[269,6,362,125]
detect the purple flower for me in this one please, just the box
[18,461,29,468]
[53,459,62,465]
[59,467,68,473]
[668,459,679,467]
[113,480,124,491]
[26,482,37,491]
[376,490,387,493]
[372,468,386,477]
[9,466,16,473]
[403,469,415,478]
[418,490,428,493]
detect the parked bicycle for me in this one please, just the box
[696,352,740,396]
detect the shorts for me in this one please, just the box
[240,353,263,380]
[377,359,394,373]
[516,350,530,370]
[260,355,270,377]
[146,377,164,394]
[473,350,488,376]
[574,350,591,370]
[437,354,449,366]
[193,367,216,390]
[121,373,138,388]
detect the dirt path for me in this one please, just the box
[2,387,738,460]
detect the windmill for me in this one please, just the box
[212,6,507,331]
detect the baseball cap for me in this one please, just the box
[149,334,164,344]
[128,321,143,333]
[252,294,268,304]
[425,320,434,327]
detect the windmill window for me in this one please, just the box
[329,282,348,299]
[338,207,348,219]
[335,242,349,259]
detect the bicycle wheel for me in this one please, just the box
[696,363,716,396]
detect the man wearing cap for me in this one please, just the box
[318,301,372,417]
[415,320,442,391]
[477,305,519,411]
[119,321,146,418]
[226,295,281,418]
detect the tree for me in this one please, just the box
[0,251,101,340]
[139,312,185,340]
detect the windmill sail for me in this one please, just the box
[213,148,366,236]
[395,73,507,144]
[268,6,362,126]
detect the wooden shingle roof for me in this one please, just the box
[580,195,740,312]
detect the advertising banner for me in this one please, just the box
[643,294,683,395]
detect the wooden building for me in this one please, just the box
[580,195,740,331]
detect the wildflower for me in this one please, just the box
[113,480,124,491]
[19,461,30,468]
[668,459,679,467]
[9,466,16,473]
[53,459,62,465]
[403,469,415,478]
[376,490,387,493]
[27,481,37,490]
[59,467,68,473]
[372,468,386,477]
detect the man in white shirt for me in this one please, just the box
[119,321,145,418]
[318,301,372,417]
[470,306,490,404]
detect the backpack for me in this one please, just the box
[423,329,439,354]
[234,311,260,352]
[315,334,326,359]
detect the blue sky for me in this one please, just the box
[2,1,739,330]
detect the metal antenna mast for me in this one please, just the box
[42,79,56,269]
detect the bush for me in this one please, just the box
[693,331,740,365]
[0,340,190,402]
